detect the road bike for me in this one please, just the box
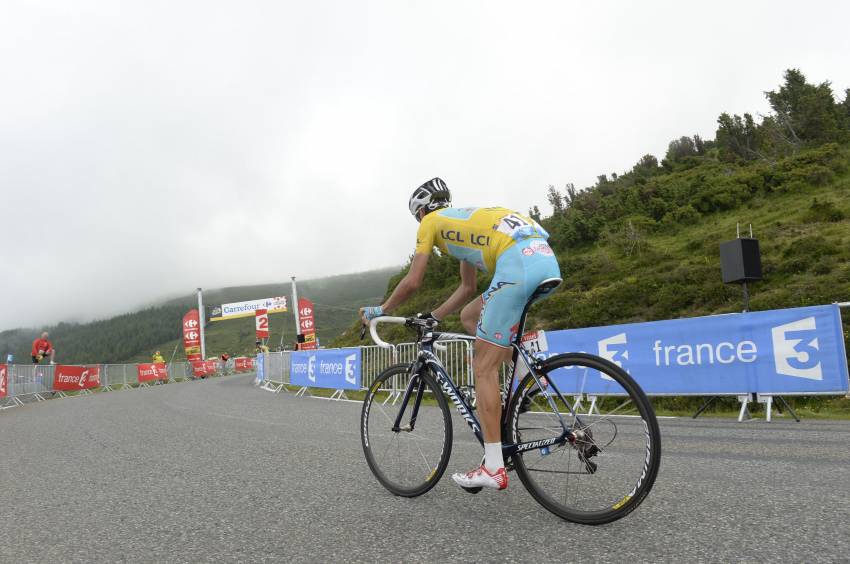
[360,278,661,525]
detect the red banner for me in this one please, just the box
[191,360,219,377]
[0,364,7,399]
[255,308,269,339]
[234,357,254,372]
[54,365,101,391]
[183,309,202,361]
[298,297,317,350]
[137,362,168,383]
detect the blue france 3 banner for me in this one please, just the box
[290,347,361,390]
[543,305,849,395]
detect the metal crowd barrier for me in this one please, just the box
[0,360,235,410]
[4,364,57,405]
[258,351,291,392]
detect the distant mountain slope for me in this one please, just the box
[0,268,397,364]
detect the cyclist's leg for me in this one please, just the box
[459,297,482,335]
[472,338,511,445]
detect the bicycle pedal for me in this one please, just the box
[461,486,483,494]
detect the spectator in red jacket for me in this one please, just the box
[31,332,55,364]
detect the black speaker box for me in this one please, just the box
[720,238,762,283]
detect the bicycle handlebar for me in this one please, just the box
[368,316,407,349]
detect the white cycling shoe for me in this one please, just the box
[451,465,508,491]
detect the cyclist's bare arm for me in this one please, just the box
[433,260,477,320]
[380,253,430,314]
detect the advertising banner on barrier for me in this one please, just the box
[256,309,269,339]
[210,297,287,321]
[291,347,361,390]
[543,304,849,395]
[234,357,254,372]
[183,310,202,361]
[255,353,265,384]
[191,360,218,377]
[298,298,318,350]
[0,364,7,398]
[54,365,101,391]
[137,363,168,383]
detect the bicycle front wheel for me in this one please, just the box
[361,364,452,497]
[507,353,661,525]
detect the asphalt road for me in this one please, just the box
[1,374,849,563]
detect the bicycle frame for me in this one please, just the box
[390,332,578,458]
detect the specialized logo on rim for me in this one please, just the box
[615,418,653,510]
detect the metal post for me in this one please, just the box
[291,277,301,349]
[197,288,206,359]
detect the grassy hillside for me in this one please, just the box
[0,268,397,364]
[333,71,850,370]
[334,148,850,347]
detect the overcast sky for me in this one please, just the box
[2,0,849,330]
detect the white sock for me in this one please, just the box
[484,442,504,472]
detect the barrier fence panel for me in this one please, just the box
[169,362,190,380]
[7,364,56,401]
[358,341,472,403]
[102,364,128,390]
[361,345,398,391]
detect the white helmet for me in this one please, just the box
[409,177,451,221]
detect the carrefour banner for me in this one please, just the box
[210,297,287,321]
[543,305,849,396]
[290,348,361,390]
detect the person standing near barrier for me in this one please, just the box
[255,340,269,354]
[31,332,55,364]
[152,350,166,364]
[360,178,560,492]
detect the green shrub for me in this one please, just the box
[802,198,845,223]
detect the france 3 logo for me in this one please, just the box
[771,317,823,381]
[597,333,629,380]
[307,354,316,382]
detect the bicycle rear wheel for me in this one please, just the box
[507,353,661,525]
[361,364,452,497]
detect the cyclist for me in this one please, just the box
[361,178,561,491]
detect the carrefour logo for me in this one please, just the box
[771,317,823,380]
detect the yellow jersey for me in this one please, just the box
[415,207,549,273]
